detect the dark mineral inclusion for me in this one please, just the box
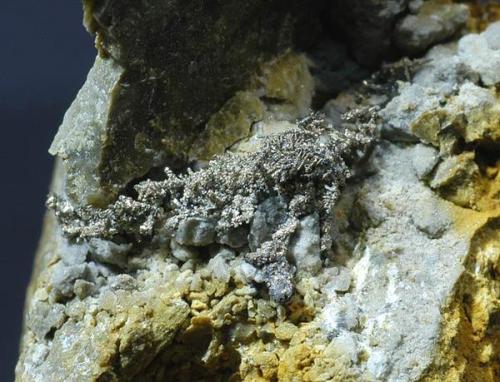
[52,0,328,206]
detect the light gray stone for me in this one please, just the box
[27,302,67,340]
[380,25,500,142]
[483,21,500,50]
[458,22,500,86]
[408,0,423,14]
[169,239,197,262]
[58,238,89,266]
[231,258,263,285]
[395,2,469,55]
[175,217,216,246]
[325,267,352,292]
[321,294,360,334]
[108,274,137,291]
[88,238,131,268]
[410,199,452,239]
[288,213,322,274]
[330,332,360,363]
[380,82,442,142]
[49,57,124,206]
[319,143,469,382]
[50,263,90,300]
[207,250,235,283]
[410,143,439,179]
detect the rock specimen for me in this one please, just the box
[51,0,328,206]
[17,1,500,382]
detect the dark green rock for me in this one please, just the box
[51,0,326,206]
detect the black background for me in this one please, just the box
[0,1,95,379]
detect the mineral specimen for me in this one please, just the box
[52,0,329,206]
[17,2,500,382]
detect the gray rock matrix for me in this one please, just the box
[49,112,375,303]
[16,1,500,381]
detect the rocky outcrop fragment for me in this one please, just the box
[51,0,328,206]
[17,2,500,382]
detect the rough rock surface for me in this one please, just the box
[331,0,410,67]
[17,2,500,382]
[50,0,329,206]
[395,1,469,55]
